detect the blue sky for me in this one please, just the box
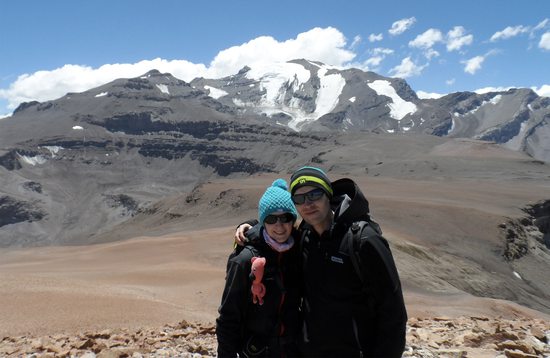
[1,0,549,117]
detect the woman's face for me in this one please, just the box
[264,212,294,243]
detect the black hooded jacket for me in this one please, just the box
[300,178,407,357]
[216,226,302,358]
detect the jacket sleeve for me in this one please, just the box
[216,257,250,358]
[360,235,408,358]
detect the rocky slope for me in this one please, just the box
[0,70,332,247]
[1,317,548,357]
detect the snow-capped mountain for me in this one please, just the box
[191,59,550,163]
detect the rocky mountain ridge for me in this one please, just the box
[191,59,550,163]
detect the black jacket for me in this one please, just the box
[216,226,302,358]
[300,178,407,357]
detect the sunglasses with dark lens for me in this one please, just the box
[264,213,295,225]
[291,188,325,205]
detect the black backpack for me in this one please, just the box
[342,219,401,294]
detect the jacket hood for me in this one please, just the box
[331,178,370,225]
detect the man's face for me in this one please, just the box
[293,185,331,227]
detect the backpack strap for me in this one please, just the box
[347,221,368,287]
[346,220,400,293]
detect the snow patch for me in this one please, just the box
[156,84,170,95]
[233,62,347,131]
[42,146,63,157]
[313,68,345,119]
[489,94,502,105]
[95,92,108,98]
[18,154,47,166]
[460,94,504,117]
[204,85,228,99]
[72,126,84,130]
[513,271,522,280]
[367,80,417,120]
[349,96,356,103]
[245,62,311,106]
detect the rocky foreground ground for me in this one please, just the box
[0,316,549,358]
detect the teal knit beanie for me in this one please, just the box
[258,179,298,224]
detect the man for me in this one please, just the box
[236,166,407,357]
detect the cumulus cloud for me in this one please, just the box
[389,57,427,78]
[424,48,440,60]
[532,84,550,97]
[208,27,355,77]
[446,26,473,51]
[462,50,499,74]
[539,32,550,50]
[416,91,445,99]
[490,25,530,41]
[359,48,394,71]
[462,55,485,74]
[368,33,383,42]
[475,85,550,97]
[0,59,208,110]
[0,27,355,111]
[409,28,444,49]
[446,78,456,85]
[389,17,416,36]
[474,86,514,94]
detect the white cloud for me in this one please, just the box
[409,28,444,49]
[372,48,394,56]
[474,86,514,94]
[350,35,362,49]
[361,48,394,71]
[389,57,427,78]
[532,84,550,97]
[416,91,445,99]
[365,56,383,68]
[533,18,549,32]
[0,59,207,111]
[368,33,383,42]
[389,17,416,36]
[424,48,440,60]
[539,32,550,50]
[462,50,499,75]
[446,78,456,86]
[490,25,530,42]
[0,27,355,111]
[446,26,473,51]
[462,55,485,74]
[208,27,355,78]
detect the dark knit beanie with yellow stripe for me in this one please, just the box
[289,166,333,197]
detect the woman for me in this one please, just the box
[216,179,302,358]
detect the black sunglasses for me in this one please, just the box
[291,188,325,205]
[264,213,295,225]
